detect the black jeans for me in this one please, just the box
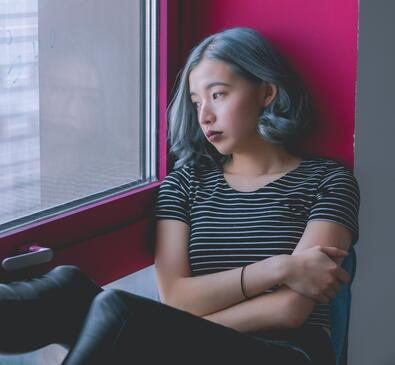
[0,266,335,365]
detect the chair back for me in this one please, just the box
[330,246,357,365]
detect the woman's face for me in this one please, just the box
[189,58,275,156]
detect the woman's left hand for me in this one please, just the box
[280,246,350,304]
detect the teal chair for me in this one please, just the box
[330,246,357,365]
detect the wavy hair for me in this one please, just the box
[167,27,315,171]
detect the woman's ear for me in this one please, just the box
[259,82,278,107]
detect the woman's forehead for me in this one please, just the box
[189,59,237,92]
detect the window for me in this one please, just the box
[0,0,158,233]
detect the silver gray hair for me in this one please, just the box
[167,27,315,170]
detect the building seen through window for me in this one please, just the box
[0,0,156,232]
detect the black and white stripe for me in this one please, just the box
[155,156,360,332]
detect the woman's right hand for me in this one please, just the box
[281,246,351,304]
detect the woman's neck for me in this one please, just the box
[223,144,301,177]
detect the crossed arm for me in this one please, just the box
[155,219,352,332]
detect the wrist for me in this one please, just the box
[275,254,294,286]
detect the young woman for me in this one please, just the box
[0,27,359,365]
[154,26,359,362]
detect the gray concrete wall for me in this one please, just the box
[350,1,395,364]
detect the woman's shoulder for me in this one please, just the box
[303,155,359,189]
[160,165,192,192]
[304,155,355,174]
[169,162,220,181]
[161,163,221,199]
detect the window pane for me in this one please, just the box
[0,0,155,231]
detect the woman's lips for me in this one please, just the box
[206,130,222,137]
[206,130,223,141]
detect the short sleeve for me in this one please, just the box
[154,168,191,225]
[308,167,360,245]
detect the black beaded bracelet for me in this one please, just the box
[240,265,249,299]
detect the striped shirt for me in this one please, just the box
[155,156,360,333]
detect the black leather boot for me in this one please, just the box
[0,265,102,353]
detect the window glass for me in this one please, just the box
[0,0,156,232]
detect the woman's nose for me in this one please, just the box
[199,103,216,125]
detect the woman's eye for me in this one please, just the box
[213,92,224,99]
[192,101,200,110]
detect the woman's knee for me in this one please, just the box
[48,264,82,278]
[46,265,102,297]
[47,265,92,286]
[91,289,141,314]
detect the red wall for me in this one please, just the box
[172,0,359,169]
